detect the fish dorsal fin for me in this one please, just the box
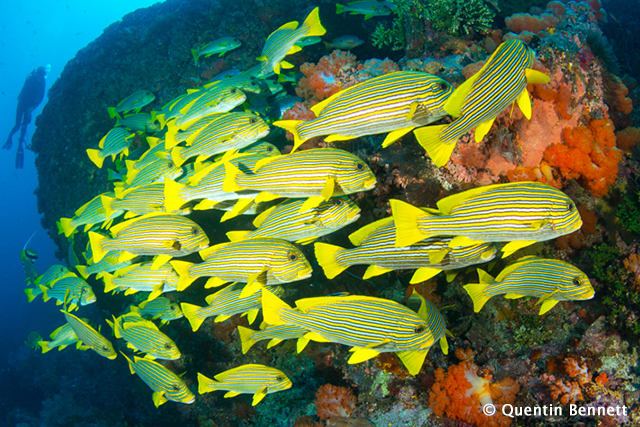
[443,73,479,117]
[410,267,441,284]
[474,118,495,143]
[525,68,550,84]
[477,268,496,284]
[494,259,533,282]
[516,89,532,120]
[253,155,281,173]
[295,295,343,312]
[427,248,448,265]
[226,230,251,242]
[396,350,428,376]
[500,240,537,258]
[436,183,509,214]
[108,211,164,235]
[348,217,393,246]
[199,242,230,259]
[347,347,380,364]
[538,298,559,315]
[253,205,278,228]
[215,364,260,381]
[310,91,342,116]
[276,21,298,31]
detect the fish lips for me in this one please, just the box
[364,177,377,190]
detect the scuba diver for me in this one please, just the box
[3,64,50,169]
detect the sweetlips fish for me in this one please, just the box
[26,264,74,302]
[391,181,583,256]
[315,216,499,283]
[237,323,309,354]
[414,39,550,167]
[107,315,180,360]
[170,112,270,167]
[171,238,311,297]
[76,251,138,280]
[156,89,207,128]
[464,257,595,315]
[222,148,376,217]
[41,276,96,311]
[130,136,167,169]
[163,142,279,213]
[115,113,161,134]
[121,353,194,407]
[226,196,361,245]
[87,127,135,169]
[323,35,364,50]
[258,7,326,74]
[335,1,393,19]
[58,192,123,237]
[130,297,183,323]
[164,115,221,148]
[88,212,210,268]
[273,71,453,152]
[102,261,180,300]
[180,283,285,332]
[108,90,155,119]
[203,74,262,94]
[191,36,241,63]
[38,323,83,353]
[197,364,292,406]
[101,183,189,220]
[170,86,247,130]
[114,157,184,198]
[261,288,447,375]
[63,310,117,360]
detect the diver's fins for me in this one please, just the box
[16,141,24,169]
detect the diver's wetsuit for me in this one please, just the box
[3,67,46,168]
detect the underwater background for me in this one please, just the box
[1,0,639,426]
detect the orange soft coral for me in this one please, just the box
[315,384,357,421]
[550,379,583,404]
[544,118,622,197]
[505,12,559,34]
[616,126,640,152]
[296,50,358,102]
[429,349,520,427]
[564,357,591,386]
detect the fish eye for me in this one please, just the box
[567,203,574,211]
[355,163,364,171]
[102,346,108,351]
[289,253,298,261]
[334,199,343,206]
[164,343,172,349]
[572,278,580,286]
[190,227,199,235]
[414,326,425,333]
[250,118,257,124]
[438,82,449,91]
[172,384,180,391]
[230,88,237,93]
[276,375,283,381]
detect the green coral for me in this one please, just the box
[371,20,406,51]
[617,191,640,234]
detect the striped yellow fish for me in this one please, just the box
[163,143,279,213]
[38,323,84,353]
[165,114,221,148]
[87,127,135,168]
[26,264,74,302]
[414,39,550,167]
[40,276,96,311]
[114,157,183,198]
[130,297,183,323]
[237,323,309,354]
[108,90,155,118]
[223,148,376,216]
[63,310,117,359]
[180,283,285,332]
[88,212,210,268]
[261,288,447,375]
[76,251,138,280]
[170,112,270,167]
[115,113,161,134]
[226,196,361,245]
[58,192,122,237]
[157,90,206,128]
[102,261,180,300]
[122,353,195,407]
[171,238,311,297]
[198,364,291,405]
[129,136,167,169]
[102,183,191,219]
[170,86,246,130]
[258,7,326,74]
[464,257,595,315]
[108,315,180,360]
[274,71,453,152]
[191,36,241,63]
[315,217,499,283]
[391,181,582,256]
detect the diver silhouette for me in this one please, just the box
[3,65,49,169]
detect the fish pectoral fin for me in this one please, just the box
[474,118,495,143]
[347,347,380,364]
[427,248,448,264]
[321,175,335,201]
[504,293,526,299]
[396,350,428,376]
[152,391,167,408]
[410,267,441,284]
[224,391,241,398]
[405,101,420,120]
[525,68,550,84]
[303,331,331,342]
[252,387,268,406]
[280,60,294,69]
[382,127,414,148]
[287,45,303,55]
[538,299,559,315]
[362,265,393,280]
[500,240,537,258]
[300,196,324,213]
[536,290,559,304]
[516,89,532,120]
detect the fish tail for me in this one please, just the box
[102,273,117,293]
[107,107,120,120]
[164,126,179,149]
[86,149,105,168]
[222,161,245,193]
[389,199,430,247]
[170,260,196,291]
[226,230,251,242]
[38,341,52,354]
[273,120,306,152]
[190,49,199,64]
[323,41,332,50]
[314,243,348,279]
[163,179,188,213]
[336,3,345,14]
[261,287,293,326]
[413,125,455,168]
[75,265,88,280]
[237,326,257,354]
[303,7,326,37]
[24,287,38,303]
[170,146,187,168]
[100,195,115,218]
[88,231,108,263]
[181,303,206,332]
[463,283,491,313]
[58,218,76,238]
[39,285,50,302]
[197,372,219,394]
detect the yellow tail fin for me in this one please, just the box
[163,179,188,213]
[58,218,76,238]
[389,199,429,247]
[38,341,52,354]
[260,287,292,326]
[86,149,105,168]
[302,7,326,37]
[88,231,108,263]
[413,125,453,168]
[181,303,205,332]
[197,372,218,394]
[272,120,306,152]
[314,243,347,279]
[462,283,491,313]
[237,326,257,354]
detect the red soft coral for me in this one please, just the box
[315,384,357,421]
